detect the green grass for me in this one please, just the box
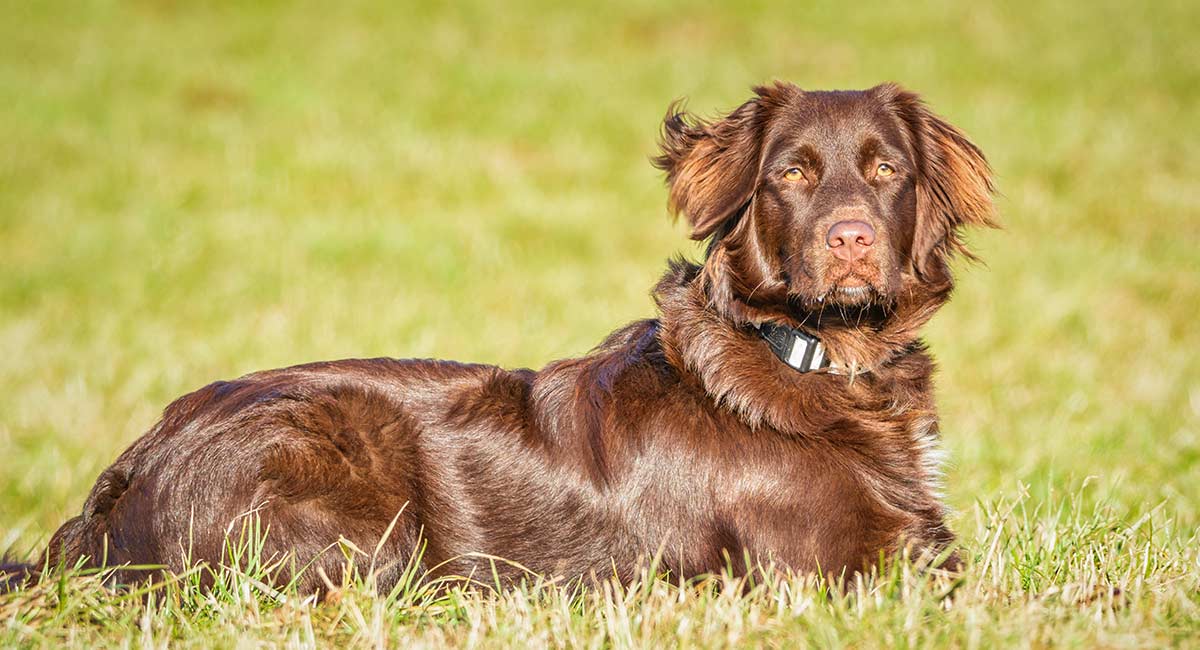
[1,0,1197,646]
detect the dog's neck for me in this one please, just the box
[654,260,948,432]
[706,251,953,374]
[755,321,831,373]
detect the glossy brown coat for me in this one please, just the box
[30,82,996,594]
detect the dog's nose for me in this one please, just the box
[826,220,876,262]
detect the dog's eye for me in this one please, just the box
[783,167,805,182]
[876,163,896,177]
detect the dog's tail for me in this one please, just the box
[0,560,37,593]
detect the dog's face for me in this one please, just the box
[655,83,995,319]
[754,91,917,307]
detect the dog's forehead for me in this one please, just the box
[767,90,904,153]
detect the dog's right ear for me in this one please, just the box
[653,83,796,240]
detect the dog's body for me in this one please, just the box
[23,82,995,593]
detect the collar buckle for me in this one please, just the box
[757,322,830,373]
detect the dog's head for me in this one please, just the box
[654,82,995,325]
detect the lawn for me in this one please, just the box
[1,0,1198,646]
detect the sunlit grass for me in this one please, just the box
[2,0,1198,646]
[3,485,1196,647]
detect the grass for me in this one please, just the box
[1,0,1197,646]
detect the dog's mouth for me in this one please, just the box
[825,273,881,306]
[836,284,872,298]
[788,277,884,313]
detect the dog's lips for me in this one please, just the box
[836,285,871,297]
[824,272,881,304]
[832,269,879,291]
[831,284,875,306]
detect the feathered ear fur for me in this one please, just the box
[876,84,998,278]
[653,83,798,240]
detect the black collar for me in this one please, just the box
[756,322,831,373]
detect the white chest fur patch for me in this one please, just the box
[911,415,947,500]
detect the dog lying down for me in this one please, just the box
[8,82,996,594]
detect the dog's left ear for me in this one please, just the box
[877,84,998,279]
[653,83,797,240]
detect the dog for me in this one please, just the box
[7,82,995,594]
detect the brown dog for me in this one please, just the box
[23,82,995,593]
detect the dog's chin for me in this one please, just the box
[828,284,876,307]
[809,275,886,308]
[783,284,876,314]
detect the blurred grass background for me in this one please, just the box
[1,0,1197,583]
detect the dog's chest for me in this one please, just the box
[622,400,944,573]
